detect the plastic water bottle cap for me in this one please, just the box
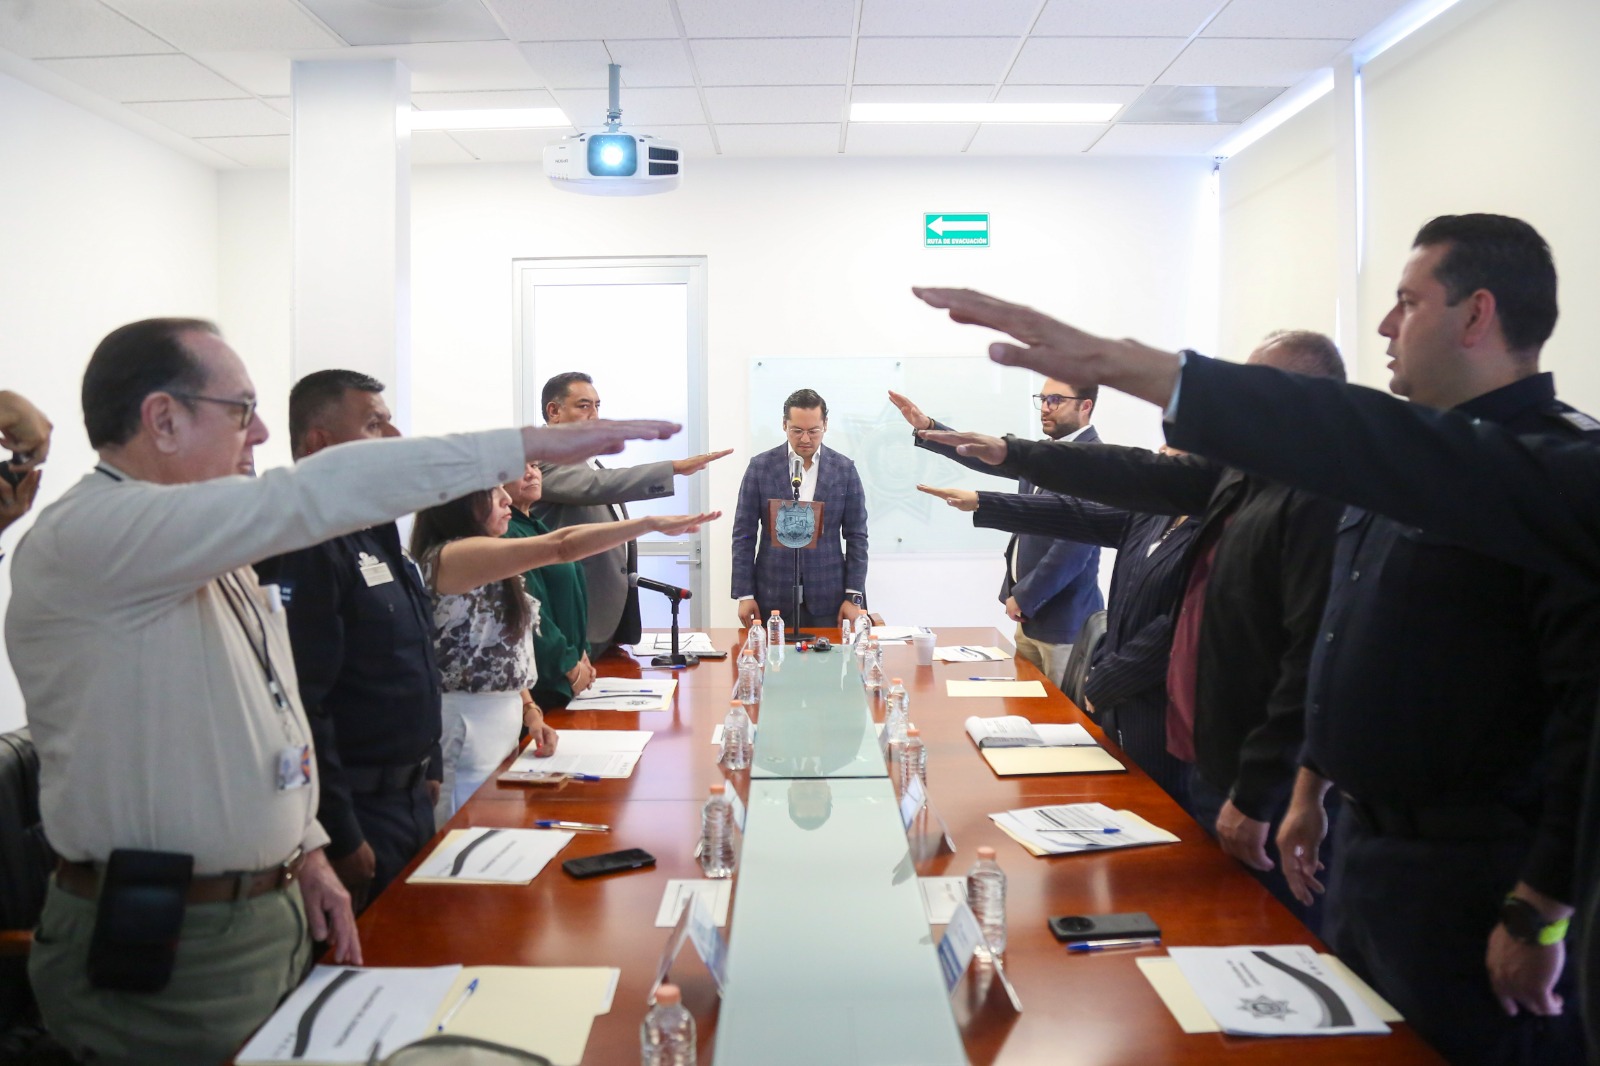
[729,699,743,709]
[977,846,997,860]
[907,726,921,737]
[891,678,903,685]
[771,610,780,616]
[656,984,681,1006]
[709,783,726,794]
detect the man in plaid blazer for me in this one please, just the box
[732,389,868,632]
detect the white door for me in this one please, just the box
[514,257,708,629]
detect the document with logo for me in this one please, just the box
[562,679,677,711]
[935,645,1011,662]
[500,729,653,781]
[990,802,1176,855]
[407,827,574,885]
[1165,946,1390,1037]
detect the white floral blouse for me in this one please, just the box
[418,542,540,694]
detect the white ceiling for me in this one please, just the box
[0,0,1421,169]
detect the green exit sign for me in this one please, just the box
[925,212,989,247]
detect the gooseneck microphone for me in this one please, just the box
[633,574,691,601]
[790,455,803,490]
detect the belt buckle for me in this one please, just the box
[280,846,305,887]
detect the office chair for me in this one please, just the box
[1060,610,1108,711]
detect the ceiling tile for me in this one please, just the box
[0,0,171,59]
[966,122,1105,155]
[551,86,705,127]
[677,0,856,38]
[483,0,680,42]
[853,37,1018,86]
[690,38,851,86]
[705,85,843,124]
[37,54,249,102]
[992,83,1141,104]
[412,88,559,110]
[1120,84,1283,123]
[845,122,977,155]
[125,98,290,137]
[1089,121,1234,155]
[1034,0,1221,37]
[195,133,289,167]
[1203,0,1415,40]
[446,127,569,162]
[859,0,1040,37]
[716,123,839,156]
[102,0,340,51]
[294,0,505,46]
[1008,36,1187,84]
[850,84,993,103]
[411,130,476,164]
[1158,38,1347,85]
[520,39,694,89]
[195,41,542,96]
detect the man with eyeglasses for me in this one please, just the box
[733,388,868,632]
[889,380,1102,688]
[6,319,680,1064]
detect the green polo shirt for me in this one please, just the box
[504,509,590,702]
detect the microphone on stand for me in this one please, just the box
[791,455,803,498]
[632,574,691,601]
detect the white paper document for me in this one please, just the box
[991,801,1178,855]
[1167,946,1391,1037]
[629,631,717,656]
[237,964,461,1063]
[655,879,732,928]
[946,679,1047,698]
[502,729,653,780]
[919,877,968,924]
[408,828,573,885]
[965,715,1095,748]
[935,645,1011,662]
[563,679,677,711]
[863,625,923,643]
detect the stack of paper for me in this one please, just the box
[500,729,652,781]
[935,645,1011,662]
[238,964,619,1065]
[1144,946,1394,1036]
[946,679,1047,698]
[629,631,717,656]
[990,801,1177,856]
[563,679,677,711]
[861,625,924,643]
[407,827,574,884]
[966,716,1123,775]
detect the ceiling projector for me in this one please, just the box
[544,64,680,196]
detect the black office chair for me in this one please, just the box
[1059,611,1108,712]
[0,728,64,1062]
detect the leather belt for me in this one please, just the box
[54,849,306,904]
[1340,792,1528,842]
[343,756,432,795]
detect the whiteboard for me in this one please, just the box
[748,356,1036,554]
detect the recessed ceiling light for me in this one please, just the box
[408,108,571,131]
[850,102,1119,124]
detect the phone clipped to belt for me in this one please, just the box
[88,849,194,992]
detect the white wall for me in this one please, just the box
[0,71,220,731]
[221,154,1214,634]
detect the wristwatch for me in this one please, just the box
[846,593,865,607]
[1500,895,1569,946]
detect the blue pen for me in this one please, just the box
[967,676,1016,681]
[567,773,603,782]
[1067,936,1162,953]
[1039,826,1122,835]
[436,977,479,1031]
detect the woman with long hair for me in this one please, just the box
[411,487,715,822]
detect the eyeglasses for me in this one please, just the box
[170,392,258,429]
[785,426,825,439]
[1032,393,1087,411]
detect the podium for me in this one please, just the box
[766,498,823,644]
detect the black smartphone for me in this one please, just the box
[1048,911,1161,944]
[87,849,194,992]
[562,847,656,879]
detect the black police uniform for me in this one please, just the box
[257,523,442,903]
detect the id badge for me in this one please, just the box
[357,551,394,588]
[276,744,312,790]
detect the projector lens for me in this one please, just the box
[587,134,637,177]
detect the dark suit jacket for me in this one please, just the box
[919,423,1104,644]
[997,437,1341,820]
[731,444,867,621]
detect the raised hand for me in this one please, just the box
[650,511,722,536]
[887,391,934,431]
[673,448,734,476]
[0,391,51,469]
[917,484,979,512]
[916,429,1007,466]
[521,419,682,466]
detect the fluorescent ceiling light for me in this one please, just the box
[1211,70,1332,158]
[850,102,1119,124]
[1357,0,1465,64]
[408,108,570,131]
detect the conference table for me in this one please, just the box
[350,627,1445,1065]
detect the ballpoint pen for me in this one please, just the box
[1067,937,1162,953]
[435,977,480,1031]
[1039,826,1122,834]
[534,819,610,832]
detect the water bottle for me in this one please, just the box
[745,622,766,666]
[640,983,696,1065]
[735,647,762,705]
[898,725,926,794]
[720,699,751,771]
[864,637,886,696]
[767,609,785,650]
[967,845,1007,961]
[884,677,910,744]
[699,784,736,878]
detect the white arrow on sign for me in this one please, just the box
[927,216,987,237]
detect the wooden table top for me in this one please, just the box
[351,627,1445,1066]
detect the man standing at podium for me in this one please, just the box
[733,388,868,632]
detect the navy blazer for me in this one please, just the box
[731,444,868,618]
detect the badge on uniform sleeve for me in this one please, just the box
[276,744,312,790]
[357,551,394,588]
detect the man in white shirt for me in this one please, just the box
[8,318,677,1064]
